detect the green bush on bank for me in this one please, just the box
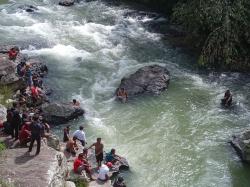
[0,85,12,107]
[172,0,250,71]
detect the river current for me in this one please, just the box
[1,0,250,186]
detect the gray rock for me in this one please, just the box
[65,181,76,187]
[47,134,61,151]
[59,0,74,6]
[117,65,170,97]
[0,104,7,122]
[231,128,250,162]
[41,102,84,125]
[0,137,68,187]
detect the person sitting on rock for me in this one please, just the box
[66,136,79,156]
[113,176,126,187]
[71,99,80,107]
[30,85,42,104]
[116,88,128,103]
[73,126,87,146]
[105,148,122,164]
[73,153,93,180]
[8,47,19,61]
[88,137,104,168]
[221,90,232,107]
[19,121,31,146]
[63,125,70,142]
[98,162,113,182]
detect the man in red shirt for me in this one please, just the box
[73,153,93,180]
[19,122,31,146]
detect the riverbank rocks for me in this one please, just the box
[231,128,250,162]
[41,102,84,125]
[117,65,170,97]
[59,0,74,6]
[0,136,68,187]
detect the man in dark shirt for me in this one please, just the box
[28,115,43,155]
[10,103,22,140]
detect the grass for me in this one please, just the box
[0,85,12,107]
[74,180,88,187]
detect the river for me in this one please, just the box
[1,0,250,187]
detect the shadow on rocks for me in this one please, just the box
[15,152,36,165]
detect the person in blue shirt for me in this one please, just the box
[105,148,122,164]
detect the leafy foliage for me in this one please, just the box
[172,0,250,71]
[0,85,12,107]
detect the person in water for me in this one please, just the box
[105,148,122,164]
[222,90,232,107]
[88,137,104,168]
[116,88,128,103]
[71,99,80,107]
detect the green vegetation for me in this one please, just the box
[74,180,88,187]
[0,142,6,154]
[127,0,250,71]
[0,85,12,107]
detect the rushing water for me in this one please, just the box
[1,0,250,186]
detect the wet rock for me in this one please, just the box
[117,65,170,97]
[231,128,250,162]
[0,137,68,187]
[41,102,84,125]
[59,0,75,6]
[0,104,7,123]
[18,5,39,12]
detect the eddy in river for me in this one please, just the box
[116,88,128,103]
[221,90,233,107]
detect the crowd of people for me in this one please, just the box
[63,125,126,186]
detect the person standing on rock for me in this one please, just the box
[10,102,22,140]
[28,115,43,155]
[88,137,104,168]
[73,126,87,146]
[63,125,70,142]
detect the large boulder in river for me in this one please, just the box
[41,102,84,125]
[117,65,170,97]
[59,0,74,6]
[230,128,250,162]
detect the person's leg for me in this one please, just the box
[28,137,35,152]
[14,125,19,140]
[80,140,85,147]
[36,137,41,155]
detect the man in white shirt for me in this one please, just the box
[73,126,86,146]
[98,162,113,181]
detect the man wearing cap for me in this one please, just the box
[98,162,113,182]
[73,126,87,146]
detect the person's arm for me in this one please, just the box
[88,143,95,150]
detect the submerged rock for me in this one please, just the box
[117,65,170,97]
[18,5,39,12]
[59,0,75,6]
[230,128,250,162]
[41,102,84,125]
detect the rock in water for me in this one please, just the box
[231,128,250,162]
[59,0,75,6]
[18,5,39,12]
[117,65,170,97]
[41,102,84,125]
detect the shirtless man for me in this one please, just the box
[66,136,79,156]
[116,88,128,103]
[222,90,233,107]
[71,99,80,107]
[88,138,104,168]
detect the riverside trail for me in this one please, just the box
[0,0,250,186]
